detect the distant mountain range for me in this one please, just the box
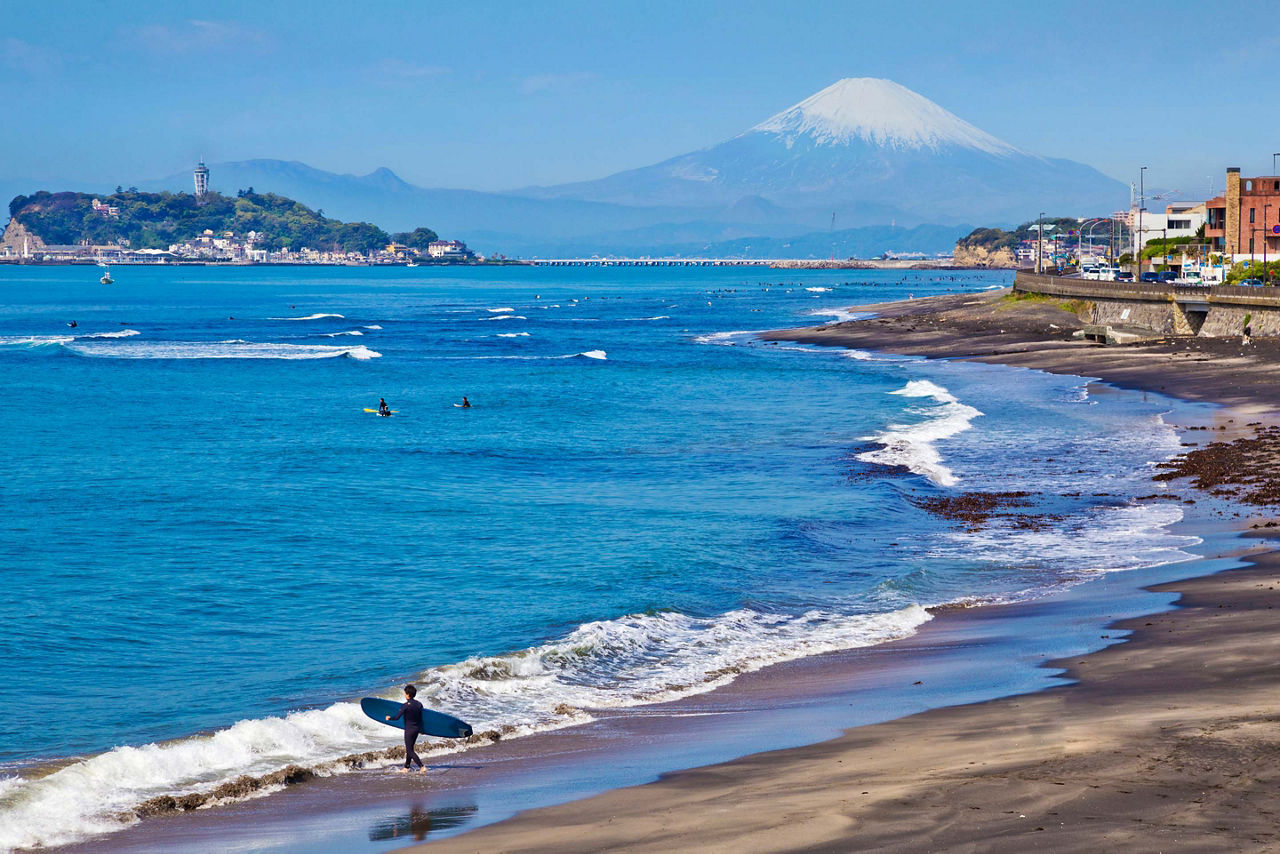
[22,78,1130,258]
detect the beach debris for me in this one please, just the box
[1154,425,1280,506]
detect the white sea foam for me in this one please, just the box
[65,341,380,360]
[925,504,1200,604]
[576,350,607,360]
[482,315,527,321]
[0,335,76,346]
[362,325,383,330]
[82,329,141,339]
[858,380,983,487]
[624,315,670,321]
[487,307,515,313]
[809,307,870,323]
[321,330,364,337]
[0,602,928,850]
[496,332,531,338]
[692,330,764,345]
[805,286,832,292]
[267,313,345,321]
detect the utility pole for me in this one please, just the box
[1037,212,1045,273]
[1137,166,1147,276]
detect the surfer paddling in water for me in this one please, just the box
[386,683,426,772]
[378,398,391,416]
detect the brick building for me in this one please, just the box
[1205,167,1280,258]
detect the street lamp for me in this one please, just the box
[1266,204,1272,284]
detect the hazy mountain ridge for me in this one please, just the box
[128,79,1124,256]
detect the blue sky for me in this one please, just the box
[4,0,1277,198]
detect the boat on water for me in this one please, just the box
[406,260,419,268]
[100,267,113,285]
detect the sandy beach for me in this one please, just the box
[412,289,1280,853]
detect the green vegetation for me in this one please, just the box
[390,227,439,250]
[956,217,1087,253]
[1140,236,1199,260]
[998,290,1090,317]
[1225,259,1280,285]
[7,190,414,254]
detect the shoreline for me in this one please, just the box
[38,288,1280,852]
[61,508,1252,853]
[399,292,1280,852]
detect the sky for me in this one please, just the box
[4,0,1279,198]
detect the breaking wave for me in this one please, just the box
[0,603,929,850]
[268,313,345,321]
[858,380,983,487]
[65,341,381,360]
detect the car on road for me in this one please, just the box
[1139,271,1161,283]
[1155,271,1178,284]
[1115,271,1135,282]
[1240,278,1265,286]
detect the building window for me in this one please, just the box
[1168,219,1191,229]
[1251,208,1256,224]
[1250,237,1256,253]
[1247,180,1254,191]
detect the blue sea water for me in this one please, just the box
[0,265,1200,848]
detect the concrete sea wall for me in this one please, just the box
[1013,272,1280,337]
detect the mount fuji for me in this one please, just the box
[141,79,1125,256]
[521,78,1125,226]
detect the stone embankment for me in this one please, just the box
[1014,271,1280,337]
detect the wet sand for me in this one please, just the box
[410,290,1280,853]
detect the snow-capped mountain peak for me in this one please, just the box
[751,78,1020,156]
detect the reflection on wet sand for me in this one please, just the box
[368,804,479,842]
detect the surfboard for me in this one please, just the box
[359,697,473,739]
[363,408,399,414]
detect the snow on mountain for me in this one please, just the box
[133,79,1127,254]
[751,78,1021,156]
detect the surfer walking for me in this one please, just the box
[378,398,390,416]
[387,683,426,772]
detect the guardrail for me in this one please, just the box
[1013,271,1280,308]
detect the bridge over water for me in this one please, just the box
[527,258,775,267]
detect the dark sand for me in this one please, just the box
[412,290,1280,853]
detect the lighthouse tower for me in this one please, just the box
[193,160,210,202]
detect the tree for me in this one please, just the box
[391,227,440,250]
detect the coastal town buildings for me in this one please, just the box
[1130,201,1206,255]
[427,239,471,259]
[1204,167,1280,260]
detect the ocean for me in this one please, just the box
[0,265,1202,849]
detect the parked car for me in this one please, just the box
[1155,271,1178,284]
[1139,271,1161,283]
[1115,271,1135,282]
[1175,272,1205,286]
[1240,278,1264,286]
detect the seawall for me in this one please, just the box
[1013,271,1280,336]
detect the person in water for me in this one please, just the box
[386,683,425,772]
[378,398,390,416]
[461,396,471,408]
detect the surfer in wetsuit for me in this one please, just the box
[461,396,470,408]
[387,683,425,772]
[378,398,390,416]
